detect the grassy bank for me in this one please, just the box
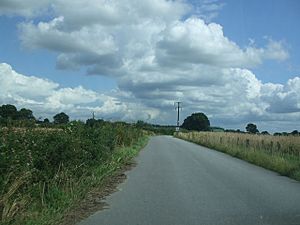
[174,131,300,181]
[0,122,148,225]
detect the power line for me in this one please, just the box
[174,101,182,132]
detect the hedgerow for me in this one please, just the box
[0,121,145,224]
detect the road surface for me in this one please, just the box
[78,136,300,225]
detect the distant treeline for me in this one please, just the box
[0,104,70,127]
[0,104,298,136]
[0,104,177,136]
[135,120,176,135]
[214,127,299,136]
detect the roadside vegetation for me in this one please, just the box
[135,120,176,135]
[175,111,300,181]
[1,104,299,224]
[0,104,148,225]
[175,131,300,181]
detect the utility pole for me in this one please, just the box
[174,102,182,132]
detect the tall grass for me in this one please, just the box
[175,132,300,181]
[0,121,147,225]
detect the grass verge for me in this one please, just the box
[174,132,300,182]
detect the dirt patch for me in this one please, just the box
[59,161,137,225]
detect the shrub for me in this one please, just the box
[0,121,143,224]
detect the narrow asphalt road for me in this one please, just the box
[78,136,300,225]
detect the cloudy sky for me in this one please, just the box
[0,0,299,132]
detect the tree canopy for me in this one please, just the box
[17,108,35,120]
[0,104,18,119]
[53,112,69,124]
[0,104,35,120]
[181,112,210,131]
[245,123,259,134]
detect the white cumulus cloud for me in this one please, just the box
[0,0,298,132]
[0,63,159,121]
[0,0,51,17]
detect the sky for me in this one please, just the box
[0,0,299,133]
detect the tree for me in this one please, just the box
[17,108,35,120]
[43,118,50,123]
[136,120,147,128]
[291,130,299,136]
[53,112,69,124]
[246,123,259,134]
[0,104,18,119]
[181,112,210,131]
[261,131,270,135]
[86,118,104,127]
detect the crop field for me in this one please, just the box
[175,131,300,181]
[0,122,146,225]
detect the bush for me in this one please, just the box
[0,121,143,224]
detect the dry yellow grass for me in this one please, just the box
[0,172,31,223]
[175,131,300,180]
[177,131,300,157]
